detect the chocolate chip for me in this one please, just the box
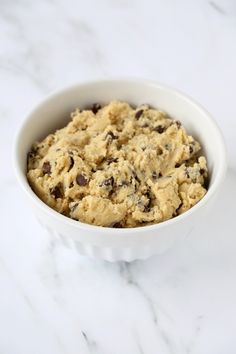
[106,131,118,140]
[138,193,151,212]
[175,163,181,168]
[189,145,194,154]
[27,147,38,161]
[164,143,171,150]
[27,152,33,161]
[175,202,183,214]
[143,205,151,213]
[175,120,182,128]
[69,181,74,188]
[111,221,123,228]
[153,125,165,133]
[50,184,62,199]
[142,123,149,128]
[68,156,74,171]
[200,168,205,175]
[70,202,79,212]
[90,103,102,114]
[152,171,158,179]
[204,176,209,189]
[101,176,114,187]
[118,180,128,187]
[132,172,141,183]
[107,157,118,165]
[42,161,51,175]
[76,174,88,186]
[143,199,151,213]
[135,109,144,119]
[27,151,34,162]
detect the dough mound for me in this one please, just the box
[27,101,208,228]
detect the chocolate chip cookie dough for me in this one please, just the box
[27,101,208,227]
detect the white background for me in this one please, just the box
[0,1,236,353]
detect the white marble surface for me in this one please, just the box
[1,0,236,353]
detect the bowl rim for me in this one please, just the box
[13,77,227,235]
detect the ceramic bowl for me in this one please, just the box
[14,79,227,261]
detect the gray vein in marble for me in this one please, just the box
[54,333,67,354]
[209,1,226,15]
[0,59,51,93]
[82,331,97,354]
[119,262,158,324]
[0,4,25,37]
[47,238,61,285]
[0,6,53,92]
[119,262,175,354]
[185,315,205,354]
[137,342,145,354]
[0,258,34,311]
[119,261,174,321]
[39,236,61,290]
[133,331,145,354]
[68,19,107,75]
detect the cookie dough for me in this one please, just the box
[27,101,208,228]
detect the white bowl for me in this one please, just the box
[14,79,227,262]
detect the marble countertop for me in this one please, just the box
[1,1,236,353]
